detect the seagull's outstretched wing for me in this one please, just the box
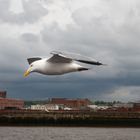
[49,51,104,65]
[47,52,72,63]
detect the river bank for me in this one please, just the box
[0,110,140,127]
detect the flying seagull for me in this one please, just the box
[24,51,104,77]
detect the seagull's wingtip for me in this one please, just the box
[97,62,108,66]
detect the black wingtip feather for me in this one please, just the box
[76,60,103,66]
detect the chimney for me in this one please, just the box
[0,91,7,98]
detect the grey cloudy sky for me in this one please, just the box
[0,0,140,102]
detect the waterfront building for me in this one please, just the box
[88,104,109,110]
[133,103,140,112]
[0,91,24,109]
[50,98,91,109]
[31,104,59,111]
[113,103,133,108]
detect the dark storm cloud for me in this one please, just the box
[2,71,140,101]
[0,0,140,101]
[38,0,140,101]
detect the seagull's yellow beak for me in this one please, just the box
[24,68,31,77]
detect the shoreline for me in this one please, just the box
[0,126,140,128]
[0,110,140,127]
[0,117,140,127]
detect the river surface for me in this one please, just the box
[0,127,139,140]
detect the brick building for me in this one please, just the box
[0,91,24,109]
[133,103,140,112]
[50,98,91,109]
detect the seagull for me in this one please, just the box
[24,51,104,77]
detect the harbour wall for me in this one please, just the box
[0,110,140,127]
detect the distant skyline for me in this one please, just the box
[0,0,140,102]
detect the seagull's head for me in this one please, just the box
[24,57,45,77]
[24,63,37,77]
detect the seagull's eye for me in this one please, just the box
[31,64,33,67]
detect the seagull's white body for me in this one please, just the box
[33,59,84,75]
[24,51,103,77]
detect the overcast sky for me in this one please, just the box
[0,0,140,102]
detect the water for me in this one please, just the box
[0,127,139,140]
